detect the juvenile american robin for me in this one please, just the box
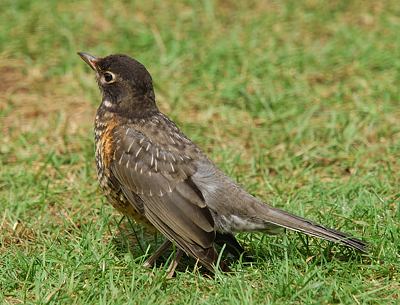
[78,52,367,277]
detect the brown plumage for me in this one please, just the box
[78,52,367,276]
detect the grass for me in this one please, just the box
[1,0,399,304]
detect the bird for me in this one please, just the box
[78,52,367,277]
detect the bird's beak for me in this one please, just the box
[77,52,98,71]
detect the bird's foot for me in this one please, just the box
[166,249,183,279]
[143,240,172,268]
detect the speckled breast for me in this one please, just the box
[94,114,154,229]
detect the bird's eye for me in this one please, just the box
[103,72,115,83]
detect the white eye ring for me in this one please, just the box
[103,71,116,84]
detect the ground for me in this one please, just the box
[0,1,399,304]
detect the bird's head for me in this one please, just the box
[78,52,157,117]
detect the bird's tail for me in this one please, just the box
[256,203,367,253]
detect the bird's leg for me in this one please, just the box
[143,240,172,268]
[166,249,183,278]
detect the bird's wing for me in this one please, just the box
[110,125,217,270]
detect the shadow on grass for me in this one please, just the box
[110,217,369,277]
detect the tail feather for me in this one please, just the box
[258,204,367,253]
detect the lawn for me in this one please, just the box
[1,1,399,304]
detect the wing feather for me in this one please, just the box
[110,125,217,269]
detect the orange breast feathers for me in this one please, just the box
[100,118,119,169]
